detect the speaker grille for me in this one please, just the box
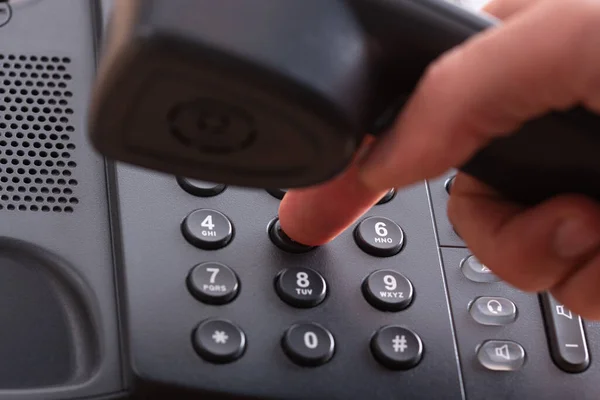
[0,53,79,213]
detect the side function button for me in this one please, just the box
[371,326,423,370]
[282,323,335,366]
[192,318,246,364]
[182,209,233,250]
[268,218,314,253]
[275,267,326,308]
[477,340,525,371]
[177,177,226,197]
[187,262,239,305]
[460,255,500,283]
[355,216,404,257]
[469,297,517,326]
[267,189,288,200]
[362,270,414,311]
[540,292,590,373]
[376,189,396,205]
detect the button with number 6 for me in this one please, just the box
[354,216,404,257]
[275,267,327,308]
[182,209,234,250]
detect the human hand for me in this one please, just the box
[278,0,600,319]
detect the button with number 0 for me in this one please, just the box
[275,267,327,308]
[187,262,240,305]
[181,209,234,250]
[354,216,404,257]
[363,270,414,311]
[282,323,335,366]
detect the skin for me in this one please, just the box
[279,0,600,319]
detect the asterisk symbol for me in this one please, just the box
[212,330,229,344]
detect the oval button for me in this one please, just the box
[460,255,500,283]
[469,297,517,326]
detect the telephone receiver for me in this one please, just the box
[88,0,600,206]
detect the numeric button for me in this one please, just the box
[177,177,226,197]
[187,262,240,305]
[362,270,414,311]
[182,209,233,250]
[355,216,404,257]
[282,323,335,366]
[275,267,326,308]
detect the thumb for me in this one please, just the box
[358,0,600,191]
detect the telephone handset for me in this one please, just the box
[88,0,600,205]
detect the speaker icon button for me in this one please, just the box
[477,340,526,372]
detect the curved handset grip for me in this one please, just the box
[354,0,600,205]
[89,0,600,204]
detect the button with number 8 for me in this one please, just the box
[182,209,234,250]
[275,267,327,308]
[282,322,335,366]
[354,216,404,257]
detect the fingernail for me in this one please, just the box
[555,217,600,259]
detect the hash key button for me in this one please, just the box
[371,326,423,370]
[355,216,404,257]
[187,262,240,305]
[275,267,327,308]
[362,270,414,311]
[182,209,233,250]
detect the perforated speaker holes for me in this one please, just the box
[0,54,78,213]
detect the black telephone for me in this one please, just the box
[0,1,599,400]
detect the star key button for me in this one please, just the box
[192,318,246,363]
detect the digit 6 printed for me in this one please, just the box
[375,222,388,237]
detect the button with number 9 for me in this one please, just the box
[354,216,404,257]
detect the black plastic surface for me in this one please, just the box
[0,1,125,399]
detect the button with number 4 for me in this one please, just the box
[182,209,234,250]
[275,267,327,308]
[282,323,335,366]
[187,262,240,305]
[355,216,404,257]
